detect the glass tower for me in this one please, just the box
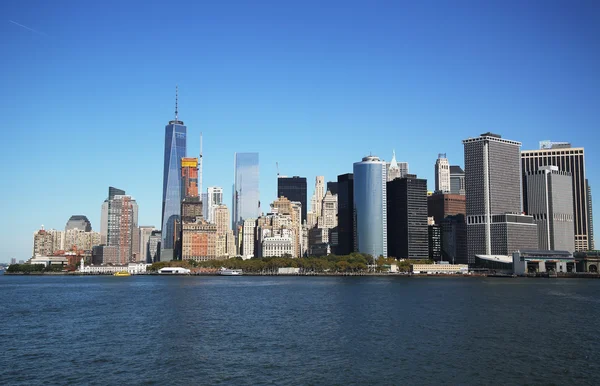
[353,156,387,259]
[161,91,187,252]
[233,153,260,232]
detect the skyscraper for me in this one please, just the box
[101,186,125,244]
[139,226,155,263]
[337,173,354,255]
[387,150,401,182]
[308,176,325,228]
[206,187,224,223]
[525,166,574,252]
[522,143,589,251]
[449,166,466,195]
[587,179,594,251]
[353,156,387,259]
[435,154,451,193]
[102,189,139,264]
[277,176,307,223]
[463,133,537,264]
[233,153,260,232]
[161,87,187,253]
[65,215,92,232]
[387,175,429,259]
[181,157,199,199]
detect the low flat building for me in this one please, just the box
[475,250,575,275]
[411,262,468,274]
[79,260,149,274]
[29,256,69,266]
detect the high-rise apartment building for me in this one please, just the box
[354,156,387,258]
[522,142,589,251]
[32,228,62,257]
[242,218,257,258]
[525,166,575,252]
[233,153,260,233]
[65,215,92,232]
[387,175,429,259]
[435,154,451,193]
[64,229,101,252]
[161,88,187,253]
[101,187,139,264]
[588,180,594,251]
[336,173,354,255]
[464,133,537,264]
[277,176,307,223]
[450,166,465,195]
[206,187,224,223]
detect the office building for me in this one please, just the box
[277,176,307,223]
[318,190,338,229]
[161,88,187,254]
[386,151,409,181]
[450,166,465,195]
[101,187,139,264]
[242,218,257,258]
[336,173,354,255]
[233,153,260,232]
[201,193,208,219]
[206,187,224,223]
[100,186,125,244]
[435,154,451,193]
[387,174,429,259]
[525,166,575,252]
[354,156,387,258]
[522,142,589,251]
[181,217,217,261]
[427,193,466,226]
[271,197,302,258]
[428,224,442,261]
[327,181,338,195]
[139,226,155,263]
[148,230,161,263]
[441,215,468,264]
[464,133,538,264]
[261,228,294,258]
[65,215,92,232]
[308,176,325,228]
[588,180,594,250]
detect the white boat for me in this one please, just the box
[219,267,243,276]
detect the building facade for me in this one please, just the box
[308,176,325,228]
[65,215,92,232]
[206,187,224,223]
[587,180,594,251]
[521,143,589,251]
[181,218,217,261]
[387,175,429,259]
[336,173,354,255]
[526,166,575,252]
[435,154,451,193]
[233,153,260,232]
[138,226,155,263]
[464,133,538,264]
[277,176,307,223]
[450,166,465,195]
[105,193,139,264]
[242,218,256,258]
[354,156,387,258]
[427,193,466,226]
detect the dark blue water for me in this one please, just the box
[1,275,599,385]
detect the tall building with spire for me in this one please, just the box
[307,176,325,228]
[435,153,451,193]
[161,86,187,259]
[387,150,401,182]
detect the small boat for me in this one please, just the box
[113,271,131,277]
[219,267,243,276]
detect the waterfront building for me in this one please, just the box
[181,217,217,261]
[101,187,139,264]
[464,132,538,264]
[65,215,92,232]
[450,166,465,195]
[435,154,451,193]
[233,153,260,233]
[138,226,155,263]
[277,176,307,223]
[525,166,575,252]
[522,141,589,251]
[387,174,428,259]
[161,88,187,254]
[206,187,224,223]
[429,224,442,261]
[427,193,466,226]
[79,259,149,275]
[242,218,257,258]
[354,155,387,258]
[336,173,354,255]
[587,180,594,251]
[411,262,468,274]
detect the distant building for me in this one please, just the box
[318,190,338,229]
[233,153,260,234]
[354,156,387,258]
[64,229,101,252]
[387,174,428,259]
[525,166,575,252]
[428,224,442,261]
[327,181,338,196]
[32,228,57,257]
[587,180,594,251]
[450,166,465,195]
[100,186,125,244]
[308,176,325,228]
[522,142,589,251]
[434,154,451,193]
[336,173,354,255]
[262,229,294,258]
[65,215,92,232]
[101,187,139,264]
[91,245,119,265]
[139,226,155,263]
[148,231,161,263]
[464,132,538,264]
[277,176,307,223]
[441,215,468,264]
[181,217,217,261]
[242,218,256,258]
[427,193,466,226]
[386,151,409,181]
[206,187,224,223]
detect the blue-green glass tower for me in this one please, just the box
[161,87,187,257]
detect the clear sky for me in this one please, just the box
[1,0,599,262]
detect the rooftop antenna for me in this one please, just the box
[199,132,203,199]
[276,161,279,178]
[175,85,179,122]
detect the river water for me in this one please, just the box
[1,275,599,385]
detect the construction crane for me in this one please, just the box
[276,161,279,178]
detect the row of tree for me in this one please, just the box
[6,264,64,273]
[147,254,432,273]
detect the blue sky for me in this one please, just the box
[1,0,599,262]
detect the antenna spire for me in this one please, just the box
[199,132,203,198]
[175,85,179,121]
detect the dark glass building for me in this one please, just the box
[336,173,354,255]
[428,224,442,261]
[387,174,428,259]
[327,181,338,195]
[161,93,187,252]
[277,176,307,223]
[233,152,260,232]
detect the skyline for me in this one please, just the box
[1,0,599,261]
